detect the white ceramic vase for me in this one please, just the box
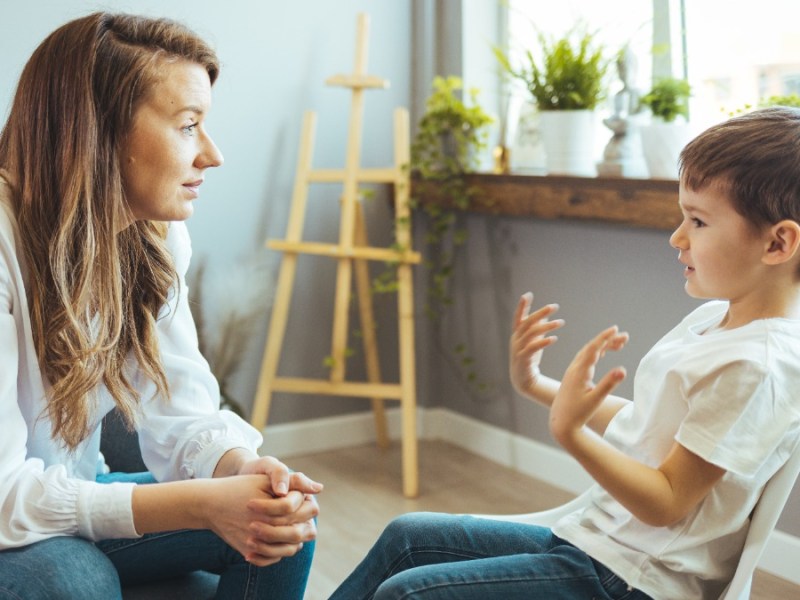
[537,109,598,177]
[639,118,696,180]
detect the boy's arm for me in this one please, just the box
[550,327,726,527]
[510,293,630,435]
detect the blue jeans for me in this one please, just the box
[0,472,314,600]
[329,512,653,600]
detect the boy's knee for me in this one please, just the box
[382,511,452,545]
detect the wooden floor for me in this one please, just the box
[288,440,798,600]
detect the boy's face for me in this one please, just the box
[670,183,771,303]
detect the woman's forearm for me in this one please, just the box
[213,447,257,478]
[131,479,212,534]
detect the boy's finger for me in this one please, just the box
[513,292,532,327]
[592,367,627,399]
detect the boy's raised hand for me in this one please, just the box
[549,325,629,443]
[509,292,564,398]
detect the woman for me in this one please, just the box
[0,12,321,599]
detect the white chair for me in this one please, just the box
[475,441,800,600]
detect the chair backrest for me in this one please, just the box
[718,439,800,600]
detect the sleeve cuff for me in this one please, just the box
[76,481,140,541]
[188,438,254,479]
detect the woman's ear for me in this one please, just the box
[763,220,800,265]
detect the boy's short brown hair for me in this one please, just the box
[679,107,800,228]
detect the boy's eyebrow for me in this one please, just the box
[679,202,710,215]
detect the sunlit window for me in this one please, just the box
[684,1,800,126]
[506,1,654,117]
[507,0,800,129]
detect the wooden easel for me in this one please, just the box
[251,13,421,498]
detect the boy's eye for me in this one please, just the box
[691,217,706,228]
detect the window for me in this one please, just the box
[506,1,654,116]
[684,1,800,126]
[507,0,800,130]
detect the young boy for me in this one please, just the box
[328,106,800,599]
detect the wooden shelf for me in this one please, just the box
[412,173,681,231]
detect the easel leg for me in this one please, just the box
[397,261,418,498]
[252,252,299,431]
[392,107,419,497]
[353,202,389,449]
[252,111,317,431]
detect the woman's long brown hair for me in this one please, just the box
[0,13,220,448]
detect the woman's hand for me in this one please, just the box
[549,325,628,446]
[509,292,563,398]
[237,455,323,497]
[214,449,323,497]
[203,475,319,566]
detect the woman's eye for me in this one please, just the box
[182,123,198,136]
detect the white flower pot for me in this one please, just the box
[537,109,598,177]
[639,119,696,180]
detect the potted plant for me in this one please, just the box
[639,76,693,179]
[495,24,609,177]
[410,75,494,181]
[640,77,691,123]
[393,75,493,390]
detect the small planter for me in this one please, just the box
[639,118,695,180]
[538,109,598,177]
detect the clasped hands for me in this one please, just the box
[510,292,629,442]
[210,452,323,566]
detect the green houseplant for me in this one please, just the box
[495,27,607,111]
[639,76,693,179]
[411,75,494,181]
[494,24,609,176]
[383,75,493,390]
[400,75,493,319]
[760,94,800,108]
[640,77,691,122]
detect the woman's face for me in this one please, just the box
[120,59,223,225]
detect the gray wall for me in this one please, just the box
[3,0,798,536]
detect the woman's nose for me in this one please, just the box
[197,134,224,169]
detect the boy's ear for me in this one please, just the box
[763,220,800,265]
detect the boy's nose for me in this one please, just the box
[669,223,686,249]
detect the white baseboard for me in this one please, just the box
[262,407,799,585]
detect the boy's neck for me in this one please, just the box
[721,283,800,329]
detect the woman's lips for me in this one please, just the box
[183,180,203,197]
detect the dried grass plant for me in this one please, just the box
[188,255,273,418]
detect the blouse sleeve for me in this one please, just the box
[0,198,138,549]
[135,222,263,482]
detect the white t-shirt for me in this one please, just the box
[0,174,263,549]
[553,301,800,599]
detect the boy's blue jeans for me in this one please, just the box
[329,512,653,600]
[0,472,314,600]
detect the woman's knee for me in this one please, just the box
[0,537,121,600]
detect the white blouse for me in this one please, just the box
[0,174,263,549]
